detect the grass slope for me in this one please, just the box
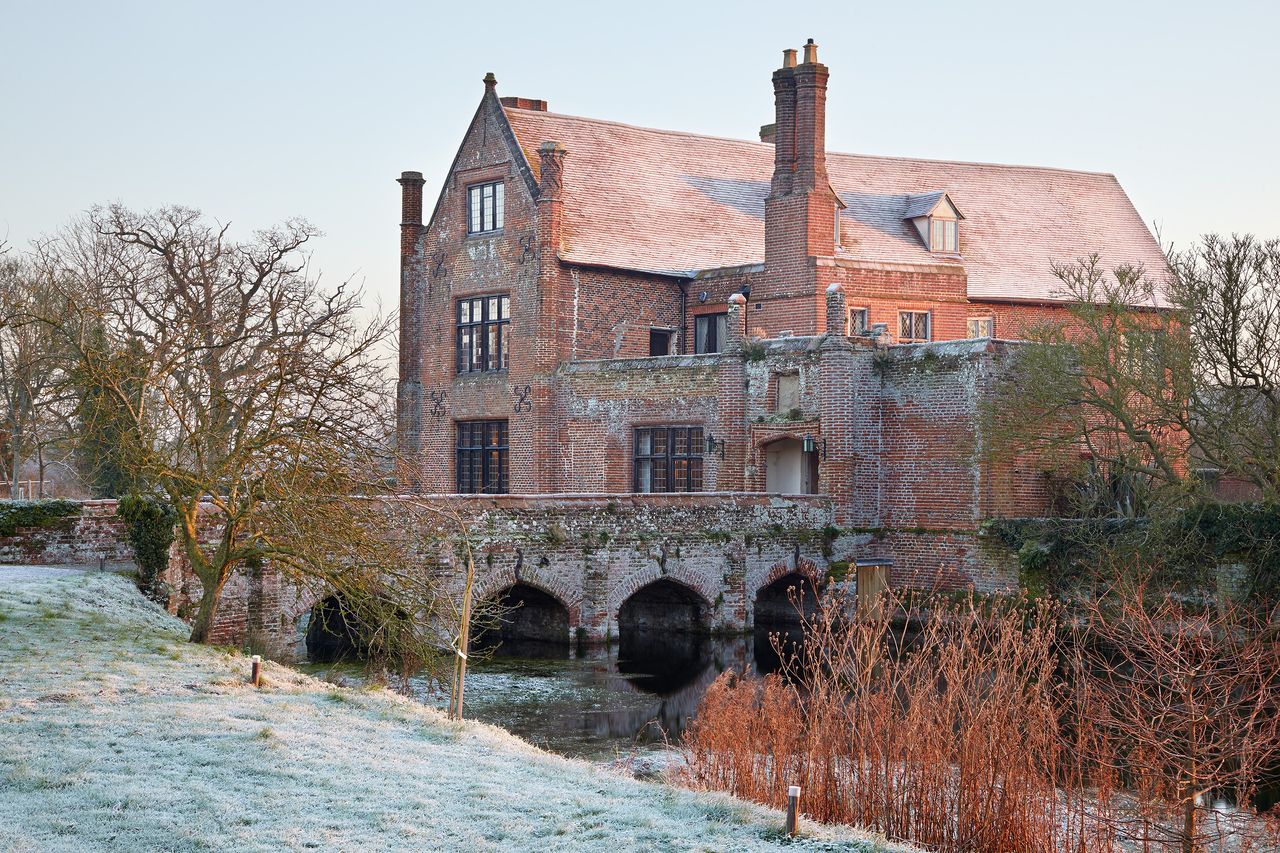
[0,569,912,853]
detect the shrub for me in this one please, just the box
[117,493,177,602]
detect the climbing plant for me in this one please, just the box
[0,499,81,537]
[117,493,177,603]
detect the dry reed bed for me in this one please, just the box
[682,588,1280,853]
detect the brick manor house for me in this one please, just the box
[396,41,1165,590]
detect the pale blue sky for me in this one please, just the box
[3,0,1277,310]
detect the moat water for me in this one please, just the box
[299,629,793,761]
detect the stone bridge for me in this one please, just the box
[0,494,862,660]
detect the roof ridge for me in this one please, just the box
[502,105,1120,181]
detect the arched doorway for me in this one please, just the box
[617,579,711,693]
[763,438,819,494]
[752,572,820,673]
[474,583,571,657]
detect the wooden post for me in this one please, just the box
[786,785,801,836]
[855,558,891,621]
[250,655,262,687]
[448,550,477,721]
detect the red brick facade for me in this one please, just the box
[396,44,1165,596]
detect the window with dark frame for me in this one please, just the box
[694,313,728,354]
[633,426,704,493]
[456,294,510,373]
[467,181,505,234]
[456,420,508,494]
[898,310,931,343]
[649,328,673,356]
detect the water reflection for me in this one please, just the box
[301,626,804,760]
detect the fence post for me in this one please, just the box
[786,785,801,836]
[250,655,262,687]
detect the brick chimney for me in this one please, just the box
[793,39,830,192]
[536,142,568,368]
[395,170,426,482]
[762,39,839,336]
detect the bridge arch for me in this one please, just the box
[754,571,820,630]
[304,594,363,663]
[608,561,720,623]
[616,577,714,693]
[475,581,573,650]
[617,577,712,637]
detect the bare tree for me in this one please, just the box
[0,248,78,497]
[33,205,425,647]
[986,236,1280,509]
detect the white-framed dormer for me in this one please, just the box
[904,191,965,255]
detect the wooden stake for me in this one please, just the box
[449,551,477,721]
[250,655,262,687]
[786,785,801,837]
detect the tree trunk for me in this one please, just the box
[188,570,229,644]
[1181,796,1197,853]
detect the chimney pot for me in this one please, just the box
[782,48,797,69]
[803,39,818,65]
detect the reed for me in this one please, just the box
[682,586,1280,853]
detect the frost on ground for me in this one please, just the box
[0,568,916,853]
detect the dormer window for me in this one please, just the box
[930,218,958,253]
[904,191,965,255]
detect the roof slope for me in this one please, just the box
[503,106,1167,303]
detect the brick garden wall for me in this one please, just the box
[0,501,133,566]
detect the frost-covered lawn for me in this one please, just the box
[0,568,914,853]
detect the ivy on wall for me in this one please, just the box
[118,494,177,603]
[0,500,82,537]
[983,502,1280,601]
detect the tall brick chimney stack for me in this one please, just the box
[792,39,830,192]
[763,39,840,336]
[397,170,425,256]
[395,169,426,483]
[770,48,797,196]
[536,141,569,369]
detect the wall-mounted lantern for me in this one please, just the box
[802,433,827,459]
[705,432,726,459]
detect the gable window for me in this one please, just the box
[967,317,994,338]
[848,307,869,335]
[898,310,931,343]
[929,218,958,253]
[467,181,505,234]
[634,426,704,493]
[694,313,728,354]
[456,295,510,373]
[649,328,673,356]
[456,420,508,494]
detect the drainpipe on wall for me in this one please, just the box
[677,278,689,355]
